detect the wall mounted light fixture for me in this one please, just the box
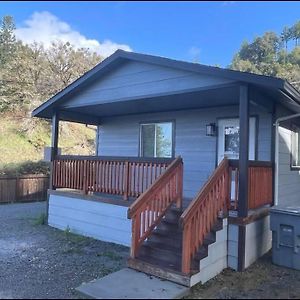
[206,123,216,136]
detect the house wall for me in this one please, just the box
[97,105,272,198]
[278,126,300,204]
[48,192,131,247]
[63,60,234,108]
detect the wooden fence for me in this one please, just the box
[0,174,49,204]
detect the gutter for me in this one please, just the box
[274,112,300,205]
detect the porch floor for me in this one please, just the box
[52,188,193,209]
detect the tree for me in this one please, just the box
[0,15,16,65]
[229,21,300,90]
[291,21,300,47]
[281,26,292,63]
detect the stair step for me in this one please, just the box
[150,230,182,248]
[193,245,208,261]
[159,219,182,233]
[128,257,190,287]
[212,218,223,232]
[145,240,182,252]
[137,253,181,271]
[139,242,182,263]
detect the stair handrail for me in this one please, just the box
[128,156,183,258]
[180,158,230,274]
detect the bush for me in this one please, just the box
[0,160,50,176]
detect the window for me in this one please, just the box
[140,122,173,158]
[291,125,300,168]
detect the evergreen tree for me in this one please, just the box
[0,15,16,65]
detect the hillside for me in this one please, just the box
[0,114,96,167]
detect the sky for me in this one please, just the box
[1,1,300,67]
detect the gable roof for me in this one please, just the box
[32,49,300,119]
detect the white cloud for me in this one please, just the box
[188,46,201,62]
[15,11,132,57]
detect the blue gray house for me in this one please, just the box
[32,50,300,286]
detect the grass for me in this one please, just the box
[97,251,123,261]
[0,115,96,166]
[33,213,47,225]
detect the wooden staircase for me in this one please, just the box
[127,157,230,287]
[128,205,225,286]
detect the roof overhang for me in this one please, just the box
[32,50,300,123]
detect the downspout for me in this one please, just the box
[274,112,300,205]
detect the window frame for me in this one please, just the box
[290,124,300,170]
[139,120,175,158]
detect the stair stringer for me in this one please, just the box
[190,218,228,287]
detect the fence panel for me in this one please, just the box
[0,174,49,203]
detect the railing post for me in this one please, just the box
[123,161,130,200]
[176,161,183,209]
[83,160,88,194]
[181,224,191,274]
[130,212,141,258]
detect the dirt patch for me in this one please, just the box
[187,252,300,299]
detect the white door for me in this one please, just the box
[217,118,256,164]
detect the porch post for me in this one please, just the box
[50,112,59,189]
[237,84,249,272]
[238,84,249,218]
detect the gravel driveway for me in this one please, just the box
[0,202,129,299]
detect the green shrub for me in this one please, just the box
[0,160,50,176]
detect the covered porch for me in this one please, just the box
[50,154,273,214]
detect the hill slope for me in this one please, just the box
[0,115,96,167]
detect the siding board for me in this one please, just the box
[98,106,272,198]
[278,126,300,204]
[48,194,131,246]
[64,61,234,108]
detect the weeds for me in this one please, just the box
[33,213,47,225]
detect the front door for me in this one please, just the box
[217,118,256,164]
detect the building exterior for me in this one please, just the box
[32,50,300,286]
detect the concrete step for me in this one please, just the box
[76,268,190,299]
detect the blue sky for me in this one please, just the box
[1,1,300,66]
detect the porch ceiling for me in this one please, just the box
[58,85,240,124]
[56,83,300,125]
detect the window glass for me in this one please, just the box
[291,126,300,167]
[224,126,240,154]
[140,122,173,158]
[141,124,155,157]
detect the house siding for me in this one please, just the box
[97,105,272,198]
[63,60,234,108]
[278,126,300,204]
[48,193,131,246]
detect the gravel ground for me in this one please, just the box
[0,202,129,299]
[188,251,300,299]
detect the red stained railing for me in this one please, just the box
[180,158,230,274]
[52,155,173,200]
[228,160,273,210]
[128,156,183,258]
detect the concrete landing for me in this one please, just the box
[76,268,190,299]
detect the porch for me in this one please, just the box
[50,154,273,212]
[48,154,273,282]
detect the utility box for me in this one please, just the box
[270,200,300,270]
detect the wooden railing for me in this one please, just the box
[228,160,273,210]
[128,156,183,258]
[180,158,230,274]
[52,155,173,199]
